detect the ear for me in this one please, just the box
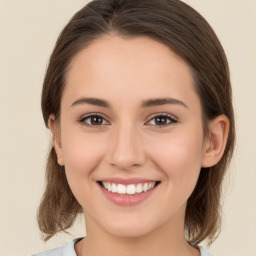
[48,115,64,166]
[201,115,230,168]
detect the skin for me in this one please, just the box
[49,35,229,256]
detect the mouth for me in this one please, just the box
[98,181,160,195]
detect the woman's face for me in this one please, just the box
[54,35,210,238]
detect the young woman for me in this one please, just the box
[33,0,235,255]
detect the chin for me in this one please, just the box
[108,227,152,238]
[101,217,155,238]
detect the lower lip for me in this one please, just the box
[98,183,158,206]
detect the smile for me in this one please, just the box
[98,179,160,206]
[101,181,157,195]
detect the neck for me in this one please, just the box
[76,209,200,256]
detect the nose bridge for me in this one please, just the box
[106,121,145,170]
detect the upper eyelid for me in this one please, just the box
[80,112,109,121]
[148,112,178,121]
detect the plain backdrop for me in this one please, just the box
[0,0,255,255]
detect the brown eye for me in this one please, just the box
[91,116,104,125]
[80,114,108,126]
[155,116,169,125]
[147,114,177,127]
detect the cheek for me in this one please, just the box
[148,129,204,184]
[145,130,204,215]
[60,127,107,199]
[61,130,105,175]
[60,130,107,208]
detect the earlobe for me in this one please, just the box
[48,115,64,166]
[201,115,230,168]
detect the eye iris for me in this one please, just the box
[91,116,103,125]
[155,116,168,125]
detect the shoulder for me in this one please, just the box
[32,238,83,256]
[199,246,215,256]
[32,246,63,256]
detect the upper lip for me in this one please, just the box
[99,177,160,185]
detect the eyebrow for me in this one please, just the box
[71,97,188,109]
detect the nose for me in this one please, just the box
[106,123,146,170]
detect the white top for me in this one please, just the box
[32,238,214,256]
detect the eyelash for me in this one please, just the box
[79,113,178,129]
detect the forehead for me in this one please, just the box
[63,35,199,109]
[67,35,194,82]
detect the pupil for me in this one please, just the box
[156,116,167,125]
[92,116,102,125]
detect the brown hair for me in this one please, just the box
[38,0,235,246]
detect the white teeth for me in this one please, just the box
[117,184,126,194]
[101,181,157,195]
[136,183,143,193]
[126,184,136,194]
[103,182,107,190]
[112,183,117,193]
[107,182,112,191]
[143,183,148,192]
[149,182,156,189]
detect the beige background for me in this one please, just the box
[0,0,255,255]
